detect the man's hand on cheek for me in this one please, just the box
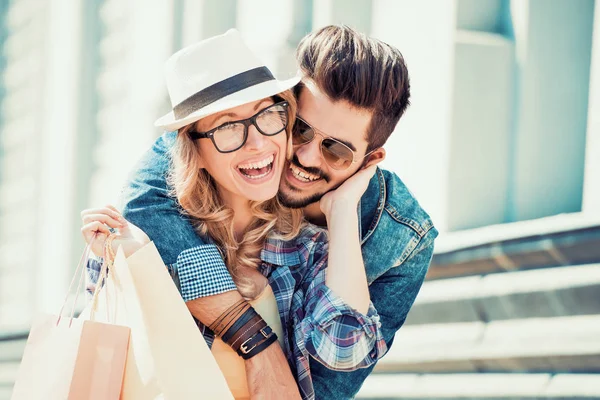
[319,165,378,221]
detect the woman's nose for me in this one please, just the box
[243,124,267,151]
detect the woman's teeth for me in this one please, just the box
[290,164,320,182]
[238,154,274,170]
[238,154,274,179]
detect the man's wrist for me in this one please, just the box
[326,199,359,226]
[325,198,358,222]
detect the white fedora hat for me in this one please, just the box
[155,29,301,131]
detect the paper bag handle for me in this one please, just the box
[56,236,96,327]
[89,233,123,323]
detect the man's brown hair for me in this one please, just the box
[296,25,411,152]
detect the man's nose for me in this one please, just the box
[294,137,323,168]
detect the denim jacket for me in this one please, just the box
[120,131,437,399]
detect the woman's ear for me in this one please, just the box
[196,155,206,169]
[363,148,385,168]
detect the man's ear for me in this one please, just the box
[363,148,385,168]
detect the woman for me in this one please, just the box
[81,30,385,399]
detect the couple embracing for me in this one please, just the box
[81,26,437,400]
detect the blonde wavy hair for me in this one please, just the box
[168,90,304,299]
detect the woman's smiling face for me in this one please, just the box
[193,97,289,205]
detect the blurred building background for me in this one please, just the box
[0,0,599,398]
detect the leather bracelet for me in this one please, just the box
[213,302,250,337]
[209,299,246,331]
[240,330,278,360]
[228,315,266,351]
[209,300,247,335]
[238,325,272,354]
[221,307,258,343]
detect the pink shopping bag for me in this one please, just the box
[11,242,130,400]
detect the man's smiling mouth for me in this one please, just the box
[289,164,321,182]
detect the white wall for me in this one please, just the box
[372,0,457,232]
[583,1,600,213]
[448,31,514,230]
[509,0,595,221]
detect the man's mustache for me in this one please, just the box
[289,155,330,182]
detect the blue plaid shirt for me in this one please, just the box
[87,224,386,400]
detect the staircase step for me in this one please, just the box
[356,373,600,399]
[378,315,600,373]
[429,214,600,280]
[0,338,26,362]
[0,362,18,389]
[406,264,600,325]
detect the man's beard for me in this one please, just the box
[278,155,337,209]
[277,188,326,209]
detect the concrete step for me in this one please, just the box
[406,263,600,325]
[0,334,27,398]
[377,315,600,373]
[0,387,13,400]
[0,337,26,362]
[0,362,18,395]
[429,214,600,280]
[357,373,600,399]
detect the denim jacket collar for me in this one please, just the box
[358,167,386,244]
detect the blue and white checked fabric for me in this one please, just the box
[175,245,237,301]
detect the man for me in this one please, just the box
[121,25,437,399]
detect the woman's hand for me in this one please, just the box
[319,165,377,221]
[81,205,150,258]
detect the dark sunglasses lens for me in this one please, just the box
[256,103,288,135]
[213,123,246,152]
[292,118,314,145]
[321,139,354,170]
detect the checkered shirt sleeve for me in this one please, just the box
[175,244,237,302]
[295,229,387,372]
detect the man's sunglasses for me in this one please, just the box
[189,102,289,153]
[292,116,375,170]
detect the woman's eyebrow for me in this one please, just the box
[210,100,273,127]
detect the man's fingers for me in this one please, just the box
[346,165,377,187]
[359,164,377,177]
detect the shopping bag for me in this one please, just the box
[91,242,233,399]
[11,243,130,400]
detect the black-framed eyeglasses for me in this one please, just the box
[292,116,376,170]
[189,101,289,153]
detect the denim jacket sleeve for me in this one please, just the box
[119,132,237,299]
[296,231,388,372]
[309,229,436,398]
